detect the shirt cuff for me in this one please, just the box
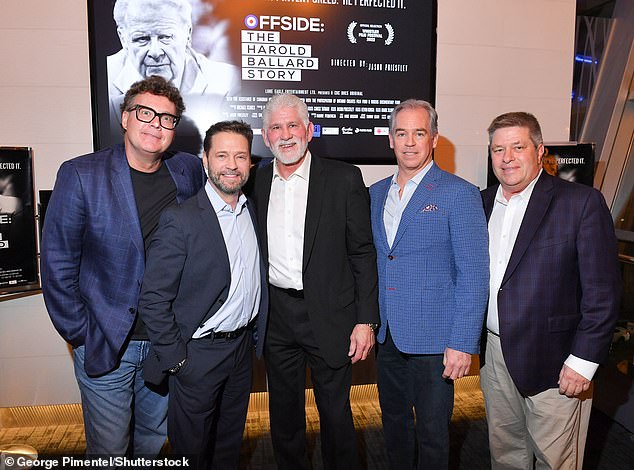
[564,354,599,381]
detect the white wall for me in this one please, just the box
[0,0,575,406]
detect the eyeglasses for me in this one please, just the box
[127,104,180,130]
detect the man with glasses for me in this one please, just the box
[107,0,239,152]
[41,76,205,457]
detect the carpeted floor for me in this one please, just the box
[1,379,633,469]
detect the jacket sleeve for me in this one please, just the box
[40,161,88,347]
[572,188,621,363]
[447,183,490,354]
[138,208,188,370]
[345,166,380,324]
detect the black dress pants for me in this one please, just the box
[168,330,252,470]
[265,286,358,470]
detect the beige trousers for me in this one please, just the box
[480,331,592,470]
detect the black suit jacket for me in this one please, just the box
[481,172,621,396]
[138,189,269,385]
[251,155,379,368]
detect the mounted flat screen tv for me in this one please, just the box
[87,0,437,164]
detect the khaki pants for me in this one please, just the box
[480,331,592,470]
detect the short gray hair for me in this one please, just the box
[262,94,310,128]
[113,0,192,29]
[389,99,438,136]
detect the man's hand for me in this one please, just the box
[348,324,376,364]
[442,347,471,380]
[558,364,591,397]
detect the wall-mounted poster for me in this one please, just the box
[540,143,595,187]
[0,147,39,294]
[486,143,595,188]
[88,0,436,163]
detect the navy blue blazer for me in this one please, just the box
[370,163,489,355]
[138,188,269,385]
[481,172,621,396]
[41,144,204,376]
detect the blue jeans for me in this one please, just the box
[73,340,168,456]
[377,330,454,470]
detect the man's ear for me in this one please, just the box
[306,122,314,143]
[261,129,271,149]
[121,108,129,131]
[537,143,545,165]
[116,26,127,50]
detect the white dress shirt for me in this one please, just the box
[383,161,433,248]
[267,152,311,290]
[487,170,597,380]
[193,182,261,337]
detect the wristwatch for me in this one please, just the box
[168,358,186,374]
[365,323,379,331]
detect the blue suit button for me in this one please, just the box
[388,255,394,260]
[129,307,136,314]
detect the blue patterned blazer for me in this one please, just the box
[369,163,489,355]
[41,144,204,376]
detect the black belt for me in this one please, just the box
[198,325,248,340]
[272,285,304,298]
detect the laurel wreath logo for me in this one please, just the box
[347,21,357,43]
[385,23,395,45]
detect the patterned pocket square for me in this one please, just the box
[422,204,439,212]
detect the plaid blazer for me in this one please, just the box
[41,144,204,376]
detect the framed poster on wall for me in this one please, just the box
[0,147,39,294]
[486,143,595,188]
[87,0,437,163]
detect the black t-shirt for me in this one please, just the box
[129,163,177,340]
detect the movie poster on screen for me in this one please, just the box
[486,143,595,188]
[0,147,39,293]
[88,0,436,163]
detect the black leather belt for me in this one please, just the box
[272,285,304,298]
[199,325,248,340]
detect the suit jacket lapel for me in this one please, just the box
[164,153,190,203]
[196,189,231,278]
[482,185,497,221]
[111,146,144,257]
[303,156,325,271]
[391,163,441,250]
[501,173,554,285]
